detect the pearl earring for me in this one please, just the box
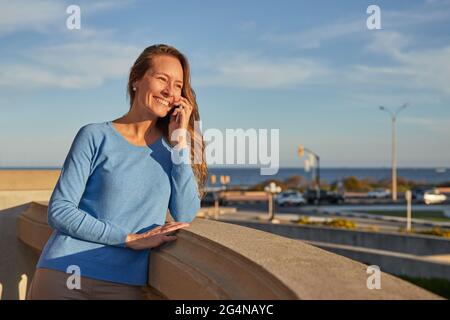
[132,87,136,91]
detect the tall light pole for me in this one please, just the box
[378,103,409,202]
[265,182,281,222]
[298,145,321,203]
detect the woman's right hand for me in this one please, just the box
[125,221,190,250]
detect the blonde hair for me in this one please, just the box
[127,44,208,198]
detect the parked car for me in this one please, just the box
[304,189,345,204]
[411,186,433,200]
[420,189,447,205]
[367,188,391,199]
[275,190,306,206]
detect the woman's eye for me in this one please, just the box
[157,76,181,89]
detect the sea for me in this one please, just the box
[3,167,449,187]
[206,167,450,187]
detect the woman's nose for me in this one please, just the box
[162,82,176,96]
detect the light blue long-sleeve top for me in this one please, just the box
[36,121,201,285]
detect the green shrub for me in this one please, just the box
[417,227,450,238]
[297,217,356,229]
[398,227,450,238]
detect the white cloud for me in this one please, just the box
[259,6,450,50]
[0,41,141,89]
[382,6,450,28]
[194,52,330,89]
[1,46,330,90]
[0,0,65,36]
[395,47,450,95]
[365,31,411,56]
[0,0,134,37]
[349,31,450,95]
[403,116,450,134]
[260,19,362,50]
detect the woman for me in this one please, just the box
[27,44,208,300]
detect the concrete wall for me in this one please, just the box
[223,220,450,255]
[223,220,450,281]
[2,202,443,299]
[310,241,450,280]
[0,204,40,300]
[0,190,53,211]
[0,170,59,211]
[0,170,60,190]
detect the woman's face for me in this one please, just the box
[133,54,184,118]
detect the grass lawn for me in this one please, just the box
[362,210,450,222]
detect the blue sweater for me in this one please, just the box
[37,121,201,285]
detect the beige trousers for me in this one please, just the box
[27,268,147,300]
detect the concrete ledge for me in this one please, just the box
[308,241,450,280]
[222,219,450,281]
[0,170,59,191]
[11,202,443,299]
[0,169,59,210]
[148,222,297,299]
[0,190,53,211]
[221,219,450,255]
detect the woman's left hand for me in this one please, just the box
[168,96,193,148]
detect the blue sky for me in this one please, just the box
[0,0,449,168]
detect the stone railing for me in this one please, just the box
[10,202,442,299]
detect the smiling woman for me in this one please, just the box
[26,44,208,300]
[126,45,208,181]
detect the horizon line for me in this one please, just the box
[1,166,448,170]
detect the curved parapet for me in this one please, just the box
[15,202,442,300]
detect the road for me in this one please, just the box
[213,202,450,232]
[224,202,449,214]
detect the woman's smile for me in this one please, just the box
[153,96,170,107]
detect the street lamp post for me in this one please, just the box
[209,174,220,219]
[264,182,281,221]
[378,103,409,202]
[298,145,321,203]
